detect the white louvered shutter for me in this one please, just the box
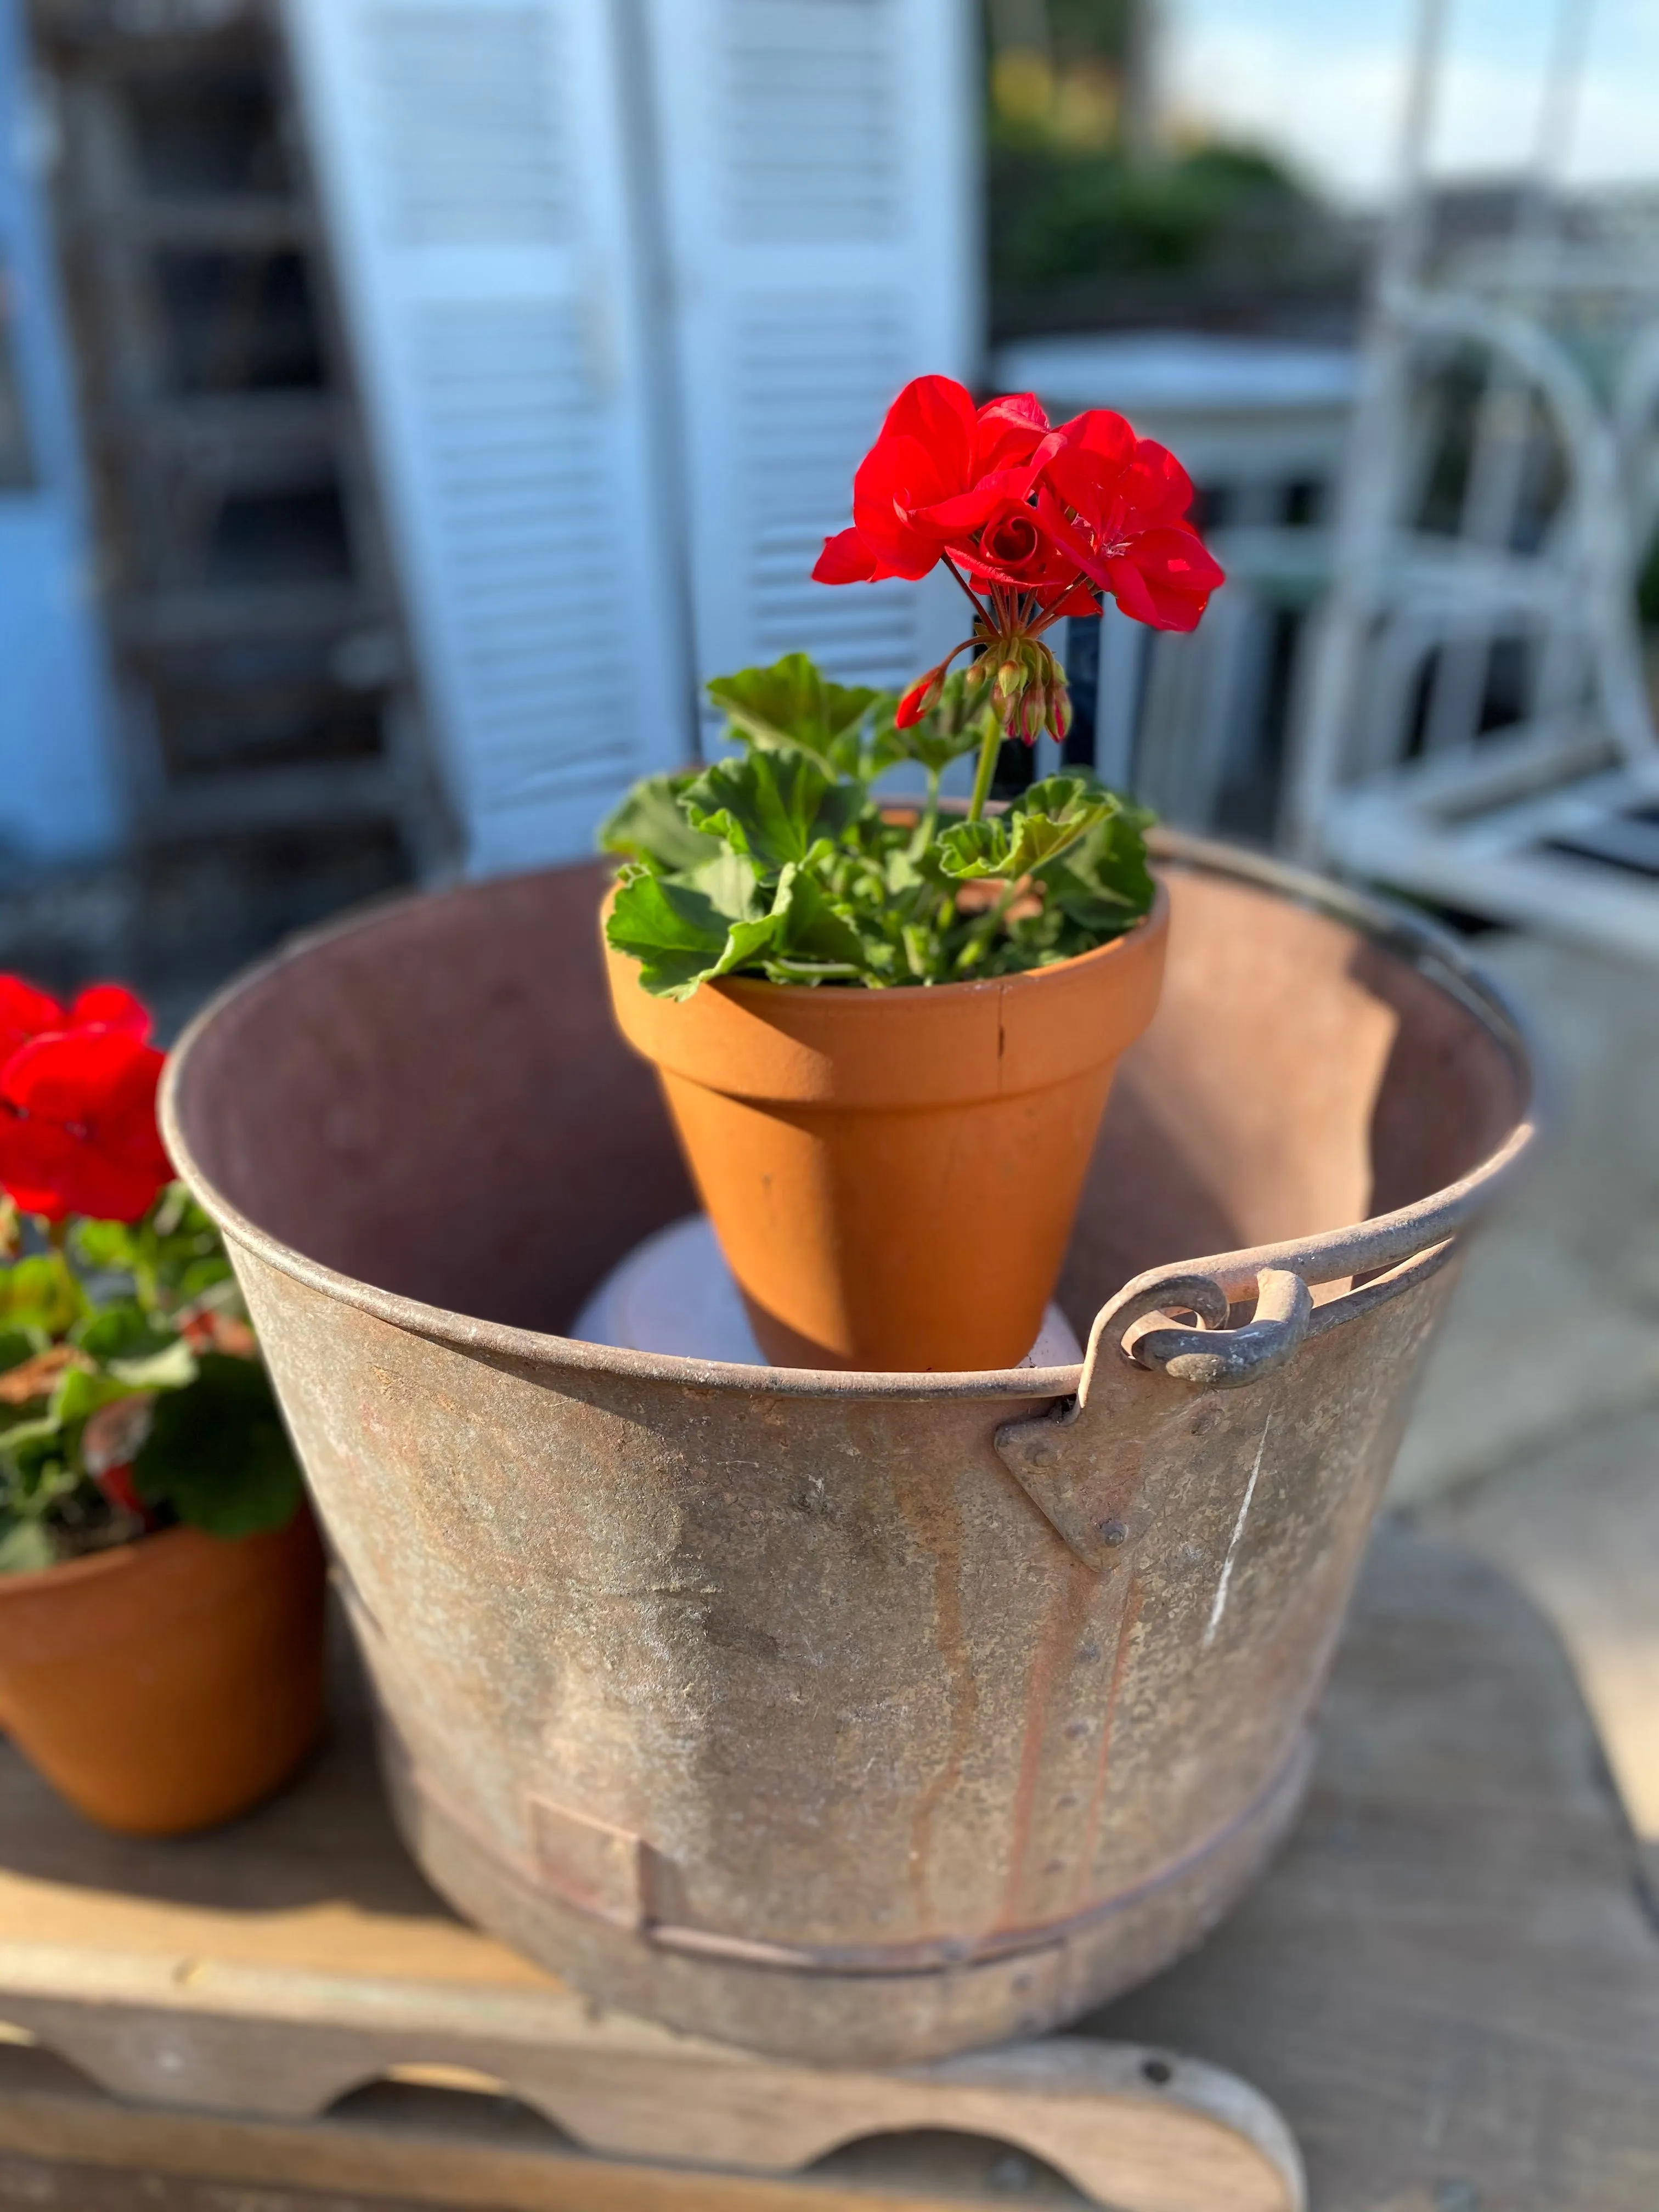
[284,0,692,874]
[645,0,981,722]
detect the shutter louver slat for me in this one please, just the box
[372,7,570,245]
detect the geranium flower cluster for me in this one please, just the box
[0,979,171,1224]
[814,375,1224,743]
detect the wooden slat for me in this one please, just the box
[0,2062,1101,2212]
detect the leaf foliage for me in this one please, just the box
[603,653,1156,998]
[0,1183,303,1570]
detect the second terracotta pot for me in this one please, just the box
[605,888,1169,1370]
[0,1508,327,1836]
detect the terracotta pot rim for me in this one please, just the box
[0,1522,196,1599]
[606,884,1171,1115]
[0,1519,277,1599]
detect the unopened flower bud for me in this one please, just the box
[896,662,949,727]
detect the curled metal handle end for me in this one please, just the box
[1132,1268,1313,1389]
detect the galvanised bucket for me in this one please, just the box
[161,834,1533,2065]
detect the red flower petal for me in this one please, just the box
[974,391,1052,472]
[0,1115,80,1222]
[879,376,979,480]
[912,460,1049,539]
[1117,440,1199,533]
[1102,551,1163,627]
[812,527,885,584]
[1033,484,1114,589]
[849,431,973,577]
[70,984,151,1041]
[1105,526,1224,630]
[0,977,67,1069]
[1,1126,166,1222]
[0,1029,170,1223]
[1053,408,1138,471]
[951,496,1077,593]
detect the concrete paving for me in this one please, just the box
[1389,930,1659,1855]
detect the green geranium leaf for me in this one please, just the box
[71,1187,234,1316]
[0,1399,83,1508]
[0,1521,53,1573]
[766,862,872,978]
[70,1220,137,1273]
[0,1255,83,1338]
[1042,796,1158,933]
[109,1340,198,1391]
[71,1301,176,1365]
[683,748,864,878]
[938,776,1115,883]
[707,653,892,776]
[53,1363,142,1431]
[133,1353,303,1539]
[597,771,723,874]
[606,869,778,1001]
[596,655,1155,993]
[0,1329,38,1375]
[176,1256,236,1302]
[933,818,1003,880]
[685,845,765,922]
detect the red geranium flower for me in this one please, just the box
[0,978,167,1223]
[0,1026,170,1223]
[1037,409,1225,633]
[953,494,1090,603]
[812,376,1061,585]
[0,977,149,1066]
[813,376,1224,749]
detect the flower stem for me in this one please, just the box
[955,877,1023,973]
[918,764,940,847]
[966,706,1003,824]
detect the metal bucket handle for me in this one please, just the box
[1084,1102,1532,1393]
[995,1109,1533,1572]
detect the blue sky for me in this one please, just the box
[1166,0,1659,203]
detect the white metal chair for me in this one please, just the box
[1284,0,1659,961]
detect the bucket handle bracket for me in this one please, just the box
[995,1267,1312,1571]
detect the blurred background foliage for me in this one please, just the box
[983,0,1365,339]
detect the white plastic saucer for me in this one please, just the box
[573,1214,1083,1371]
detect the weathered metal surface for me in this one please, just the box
[159,834,1535,2065]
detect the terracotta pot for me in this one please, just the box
[0,1508,326,1836]
[603,888,1169,1370]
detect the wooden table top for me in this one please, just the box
[0,1523,1651,2211]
